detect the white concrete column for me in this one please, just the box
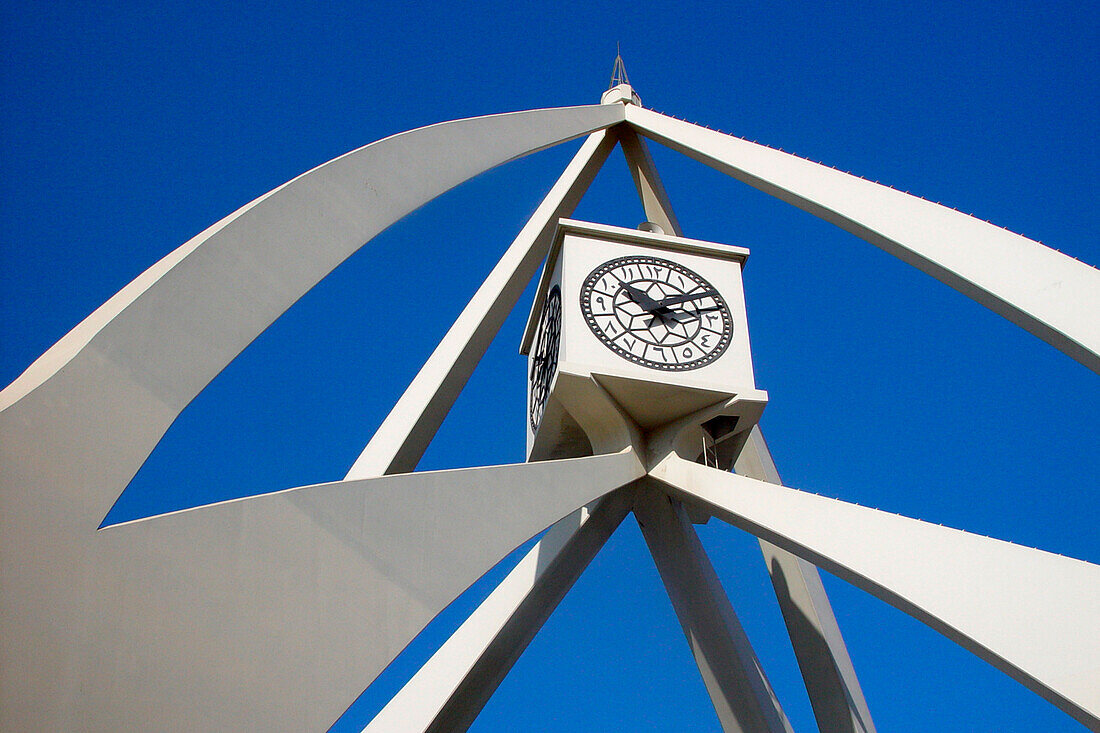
[617,126,682,236]
[634,483,793,733]
[736,427,876,733]
[650,452,1100,729]
[364,488,634,732]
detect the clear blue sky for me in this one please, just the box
[2,1,1097,730]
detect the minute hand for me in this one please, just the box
[654,290,719,309]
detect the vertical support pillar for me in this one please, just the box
[364,489,634,732]
[735,427,876,733]
[634,483,792,733]
[618,126,683,236]
[621,128,791,731]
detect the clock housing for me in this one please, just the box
[522,219,765,461]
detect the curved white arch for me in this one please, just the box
[0,104,625,730]
[651,455,1100,729]
[0,450,642,731]
[1,103,622,502]
[4,96,1092,731]
[625,106,1100,374]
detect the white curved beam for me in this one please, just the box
[0,102,624,521]
[650,454,1100,729]
[0,102,629,730]
[625,106,1100,374]
[0,450,644,731]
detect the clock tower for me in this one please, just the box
[522,219,768,465]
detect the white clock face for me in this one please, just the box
[579,255,733,371]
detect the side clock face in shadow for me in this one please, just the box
[580,255,732,371]
[529,286,562,431]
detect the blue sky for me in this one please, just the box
[2,1,1097,730]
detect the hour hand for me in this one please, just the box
[620,282,662,312]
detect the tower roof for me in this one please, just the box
[609,45,630,89]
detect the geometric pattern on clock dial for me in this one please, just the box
[580,254,733,371]
[529,285,562,430]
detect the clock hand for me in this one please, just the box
[620,282,663,312]
[653,289,718,309]
[648,305,722,328]
[625,285,718,316]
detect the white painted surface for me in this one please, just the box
[617,126,682,236]
[2,448,642,731]
[554,223,755,394]
[348,131,618,477]
[736,427,876,733]
[652,454,1100,729]
[4,88,1091,732]
[626,105,1100,373]
[364,490,633,732]
[635,484,793,733]
[0,103,626,731]
[601,83,641,106]
[521,218,750,353]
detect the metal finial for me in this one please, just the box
[609,44,630,89]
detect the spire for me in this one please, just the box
[601,45,642,106]
[609,43,630,90]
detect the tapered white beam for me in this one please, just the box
[364,488,634,732]
[617,126,682,236]
[347,129,619,478]
[650,454,1100,729]
[624,106,1100,373]
[0,449,643,732]
[634,483,793,733]
[735,427,876,733]
[363,371,645,730]
[0,103,623,521]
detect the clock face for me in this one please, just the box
[580,255,732,371]
[529,286,562,431]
